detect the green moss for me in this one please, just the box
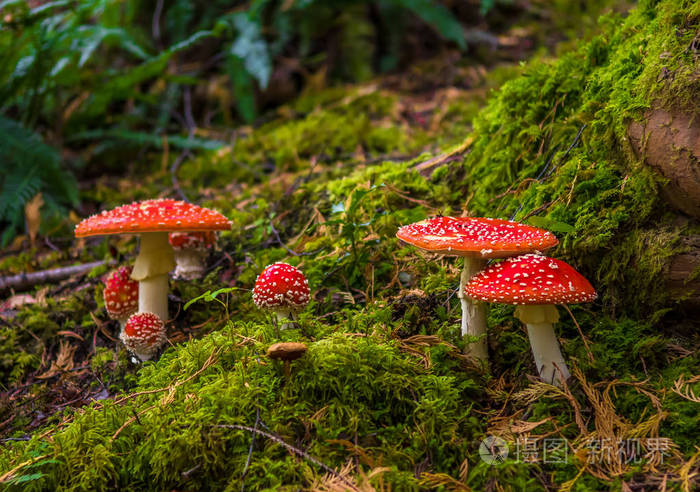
[454,0,699,316]
[0,326,482,490]
[179,88,431,188]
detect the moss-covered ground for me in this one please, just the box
[1,0,699,490]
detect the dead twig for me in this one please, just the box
[215,424,357,490]
[111,404,157,441]
[240,407,261,491]
[0,260,108,293]
[413,136,474,176]
[562,305,594,363]
[384,184,439,211]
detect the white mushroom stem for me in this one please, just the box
[274,309,295,330]
[458,257,488,361]
[116,318,128,338]
[173,249,208,280]
[514,305,570,387]
[131,232,175,321]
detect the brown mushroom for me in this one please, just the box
[267,341,307,377]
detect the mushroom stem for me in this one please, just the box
[131,232,175,321]
[138,275,169,322]
[458,257,488,361]
[515,305,570,387]
[275,309,295,330]
[173,249,207,280]
[116,319,128,338]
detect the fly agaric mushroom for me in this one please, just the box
[120,312,167,361]
[252,263,310,329]
[267,341,307,378]
[396,216,558,362]
[168,231,217,280]
[465,254,596,387]
[75,199,231,321]
[103,265,138,332]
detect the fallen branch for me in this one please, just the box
[413,136,474,176]
[0,260,107,293]
[0,454,48,484]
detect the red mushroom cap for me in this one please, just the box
[464,254,597,305]
[396,216,558,258]
[168,231,217,251]
[252,263,310,311]
[121,312,166,357]
[75,199,231,237]
[104,266,139,320]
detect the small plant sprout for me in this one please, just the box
[396,216,558,362]
[168,231,217,280]
[120,312,167,362]
[465,254,597,387]
[267,342,307,378]
[253,263,310,330]
[75,199,231,321]
[103,265,138,334]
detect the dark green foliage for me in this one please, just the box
[0,0,475,243]
[0,116,78,245]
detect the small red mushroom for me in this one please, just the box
[120,312,167,361]
[396,216,558,362]
[168,231,217,280]
[253,263,310,329]
[103,265,139,332]
[465,253,596,386]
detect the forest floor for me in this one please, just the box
[1,1,699,490]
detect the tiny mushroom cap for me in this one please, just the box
[396,216,559,258]
[103,265,138,321]
[168,231,217,251]
[75,199,231,238]
[252,263,310,312]
[267,342,308,362]
[168,231,218,280]
[120,312,167,361]
[464,254,597,305]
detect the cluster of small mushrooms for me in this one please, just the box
[76,198,311,364]
[76,200,595,385]
[76,199,232,361]
[396,216,596,387]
